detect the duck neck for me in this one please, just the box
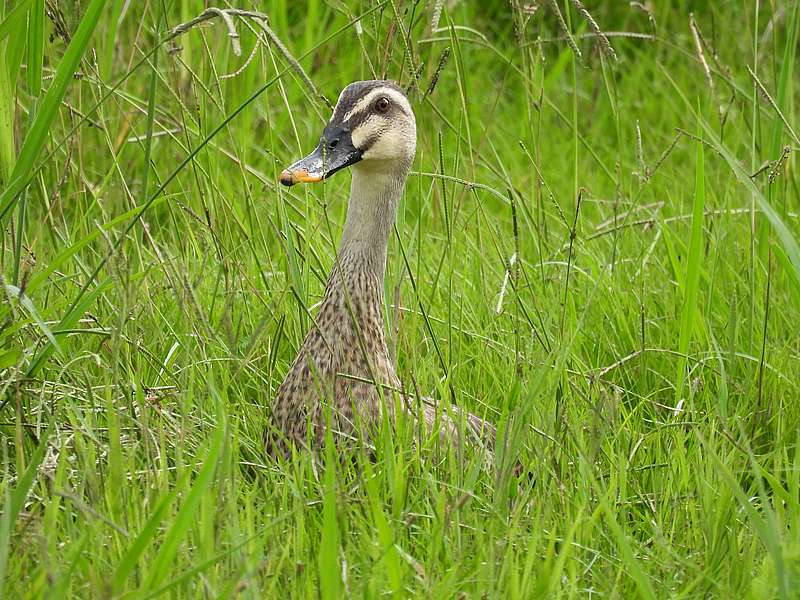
[335,164,408,283]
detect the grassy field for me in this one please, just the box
[1,0,800,597]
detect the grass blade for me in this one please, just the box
[111,470,191,593]
[0,349,22,369]
[0,426,52,590]
[766,2,798,179]
[0,0,34,181]
[4,283,62,354]
[0,0,107,224]
[25,274,119,376]
[139,510,299,600]
[25,0,43,98]
[695,429,788,599]
[319,426,342,599]
[674,107,706,403]
[139,393,226,592]
[0,0,33,42]
[598,494,656,600]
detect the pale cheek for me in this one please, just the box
[359,129,411,161]
[350,121,379,150]
[361,137,396,160]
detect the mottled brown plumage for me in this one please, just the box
[266,81,495,458]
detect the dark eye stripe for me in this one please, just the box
[358,132,383,151]
[332,81,387,120]
[333,88,410,123]
[345,108,385,128]
[347,97,410,125]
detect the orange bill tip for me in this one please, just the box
[279,169,323,186]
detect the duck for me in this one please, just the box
[266,80,495,459]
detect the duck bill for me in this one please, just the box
[279,133,362,187]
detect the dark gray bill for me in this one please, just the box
[279,126,362,187]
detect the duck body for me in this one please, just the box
[267,225,401,455]
[266,81,492,458]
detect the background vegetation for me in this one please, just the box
[1,0,799,597]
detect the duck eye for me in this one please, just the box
[375,97,390,113]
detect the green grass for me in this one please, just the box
[1,1,800,597]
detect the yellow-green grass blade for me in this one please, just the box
[0,0,33,42]
[24,274,121,376]
[139,395,226,592]
[319,424,342,600]
[0,349,22,370]
[138,510,300,600]
[0,0,33,179]
[674,109,706,404]
[100,0,126,80]
[4,282,62,355]
[0,426,53,590]
[598,485,656,600]
[23,194,171,295]
[696,429,789,599]
[25,0,44,98]
[111,469,191,593]
[0,0,106,225]
[757,1,799,264]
